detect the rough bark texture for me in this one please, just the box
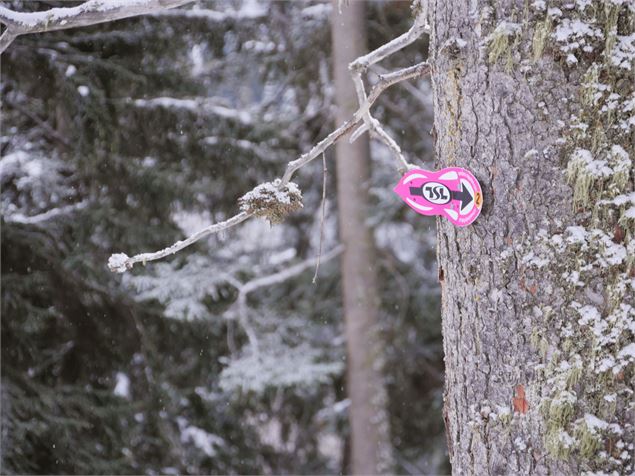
[331,3,392,474]
[430,0,634,474]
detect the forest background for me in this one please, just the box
[0,1,446,474]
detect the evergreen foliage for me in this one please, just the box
[1,1,446,473]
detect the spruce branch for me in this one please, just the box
[223,246,344,354]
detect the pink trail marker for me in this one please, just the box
[394,167,483,227]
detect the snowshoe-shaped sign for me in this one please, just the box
[394,167,482,227]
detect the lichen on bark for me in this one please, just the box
[520,0,634,472]
[431,0,634,473]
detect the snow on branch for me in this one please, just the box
[224,246,343,354]
[108,212,251,272]
[150,3,266,22]
[132,97,254,125]
[238,180,303,224]
[0,0,193,53]
[5,201,88,225]
[108,11,430,273]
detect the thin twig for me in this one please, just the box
[6,201,88,225]
[366,61,431,111]
[279,61,430,184]
[313,153,328,284]
[370,63,431,108]
[108,211,252,272]
[5,98,71,147]
[349,12,428,72]
[280,117,358,185]
[241,246,342,296]
[355,71,409,170]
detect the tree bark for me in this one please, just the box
[331,3,392,474]
[430,0,634,474]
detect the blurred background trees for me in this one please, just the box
[331,2,392,474]
[1,1,446,473]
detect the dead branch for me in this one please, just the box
[109,56,428,274]
[348,10,429,172]
[108,211,252,272]
[95,11,429,272]
[0,0,193,54]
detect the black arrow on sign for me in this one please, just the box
[410,183,473,210]
[451,183,473,211]
[409,186,424,197]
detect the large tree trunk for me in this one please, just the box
[331,3,392,474]
[430,0,634,474]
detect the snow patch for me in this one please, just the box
[301,3,332,19]
[108,253,130,273]
[553,19,603,54]
[177,417,224,457]
[618,342,635,361]
[113,372,130,398]
[133,97,253,125]
[610,34,635,70]
[584,414,609,434]
[570,148,612,178]
[558,430,576,448]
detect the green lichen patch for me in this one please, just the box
[532,16,552,61]
[546,428,576,460]
[487,21,522,70]
[549,390,578,427]
[518,2,634,472]
[575,414,608,459]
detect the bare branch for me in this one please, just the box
[0,0,193,54]
[108,211,252,272]
[349,12,428,72]
[0,29,17,53]
[352,70,410,171]
[108,16,429,273]
[240,246,343,297]
[350,61,431,164]
[5,201,88,225]
[281,117,359,184]
[347,11,429,173]
[367,61,431,106]
[150,6,265,22]
[370,63,432,113]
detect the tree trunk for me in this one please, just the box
[331,3,392,474]
[430,0,634,474]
